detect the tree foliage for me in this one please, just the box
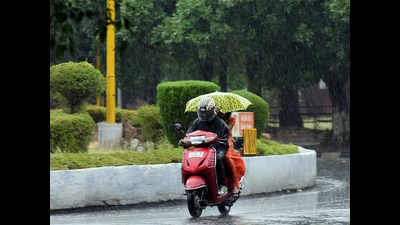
[50,0,350,144]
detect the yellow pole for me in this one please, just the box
[244,128,257,155]
[106,0,116,123]
[96,37,102,106]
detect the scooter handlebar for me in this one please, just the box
[178,137,227,148]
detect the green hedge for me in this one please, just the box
[135,105,163,142]
[86,105,139,126]
[232,90,269,137]
[50,148,184,171]
[50,112,95,153]
[157,80,220,144]
[50,139,298,170]
[86,104,162,142]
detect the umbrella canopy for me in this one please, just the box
[185,91,252,114]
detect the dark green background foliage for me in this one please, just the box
[51,0,349,144]
[50,61,106,113]
[50,112,95,153]
[232,90,269,137]
[157,80,221,144]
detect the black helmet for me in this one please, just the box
[197,97,217,122]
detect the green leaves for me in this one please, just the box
[50,112,95,153]
[256,139,299,156]
[50,147,185,170]
[294,23,314,47]
[157,80,220,144]
[50,62,106,113]
[153,0,233,45]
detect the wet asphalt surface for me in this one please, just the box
[50,158,350,225]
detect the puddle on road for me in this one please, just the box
[51,174,349,225]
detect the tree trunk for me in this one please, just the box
[200,55,213,81]
[326,76,350,145]
[246,58,262,96]
[219,55,228,92]
[331,105,349,144]
[247,72,262,96]
[193,46,214,81]
[278,86,303,128]
[149,66,161,104]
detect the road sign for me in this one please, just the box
[232,112,254,137]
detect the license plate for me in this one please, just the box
[188,152,204,158]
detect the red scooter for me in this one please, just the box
[175,124,240,218]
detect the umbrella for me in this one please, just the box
[185,91,252,114]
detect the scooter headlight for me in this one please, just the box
[183,135,215,145]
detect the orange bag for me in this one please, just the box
[225,117,246,190]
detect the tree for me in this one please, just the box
[50,0,109,64]
[226,0,320,128]
[313,0,350,144]
[152,0,236,90]
[50,0,350,145]
[117,0,179,105]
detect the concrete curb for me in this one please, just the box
[50,146,316,210]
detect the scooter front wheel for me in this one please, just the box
[187,190,203,218]
[217,203,231,216]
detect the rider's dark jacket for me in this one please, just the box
[186,116,229,151]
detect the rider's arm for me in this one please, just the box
[186,119,199,134]
[216,118,229,150]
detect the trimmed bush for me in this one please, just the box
[135,104,163,142]
[231,89,269,137]
[157,80,220,144]
[50,139,298,171]
[50,62,106,113]
[85,105,107,123]
[86,105,139,126]
[117,108,139,126]
[50,147,184,171]
[50,112,95,153]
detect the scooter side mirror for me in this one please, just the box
[174,123,185,134]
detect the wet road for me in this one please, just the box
[50,158,350,225]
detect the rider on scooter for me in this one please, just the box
[184,97,230,193]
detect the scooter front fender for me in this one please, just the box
[185,176,207,191]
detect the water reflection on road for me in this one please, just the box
[50,158,349,225]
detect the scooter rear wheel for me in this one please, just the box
[187,190,203,218]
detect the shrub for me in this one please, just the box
[50,62,106,113]
[85,105,107,123]
[50,147,184,171]
[157,80,221,144]
[231,89,269,137]
[86,105,139,126]
[117,108,139,126]
[50,112,95,153]
[135,104,163,142]
[257,139,298,156]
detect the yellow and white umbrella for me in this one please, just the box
[185,91,252,114]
